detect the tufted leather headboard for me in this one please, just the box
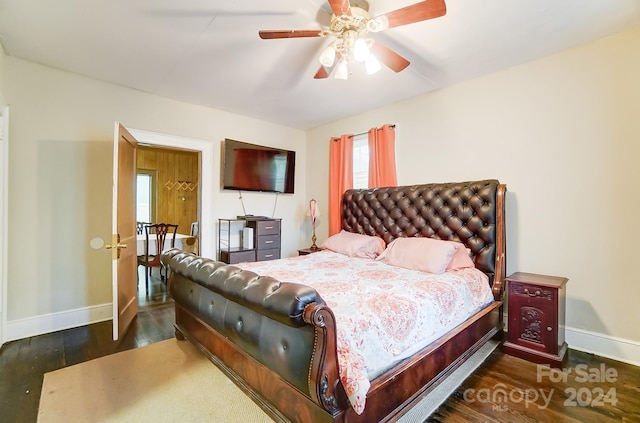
[342,180,506,285]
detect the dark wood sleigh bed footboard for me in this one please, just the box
[161,179,507,423]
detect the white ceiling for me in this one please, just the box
[1,0,639,130]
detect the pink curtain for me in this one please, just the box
[368,124,397,188]
[329,134,353,236]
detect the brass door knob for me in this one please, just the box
[105,243,127,250]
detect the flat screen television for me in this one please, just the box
[222,138,296,194]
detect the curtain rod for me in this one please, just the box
[332,124,396,140]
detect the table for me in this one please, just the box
[136,233,190,256]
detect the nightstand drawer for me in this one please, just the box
[510,282,556,302]
[257,248,280,261]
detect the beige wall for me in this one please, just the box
[0,42,5,95]
[3,55,307,327]
[307,29,640,356]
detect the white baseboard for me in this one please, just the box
[565,326,640,367]
[4,303,112,343]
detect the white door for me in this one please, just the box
[109,122,138,341]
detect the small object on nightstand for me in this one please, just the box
[503,272,569,367]
[298,248,321,256]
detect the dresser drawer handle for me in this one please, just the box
[264,254,273,258]
[264,226,274,230]
[265,240,273,244]
[524,288,541,297]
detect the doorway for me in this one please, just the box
[136,145,200,307]
[128,128,214,309]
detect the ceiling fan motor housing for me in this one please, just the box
[330,6,371,37]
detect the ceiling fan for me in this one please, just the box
[258,0,446,80]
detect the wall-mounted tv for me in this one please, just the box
[222,138,296,194]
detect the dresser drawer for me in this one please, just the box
[251,220,280,236]
[257,234,280,250]
[220,249,256,265]
[257,248,280,261]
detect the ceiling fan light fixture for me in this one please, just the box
[334,58,349,80]
[319,43,337,67]
[353,38,370,62]
[365,55,381,75]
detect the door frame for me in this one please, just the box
[128,128,214,258]
[0,99,7,346]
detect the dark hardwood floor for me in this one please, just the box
[430,347,640,422]
[0,270,175,423]
[1,270,639,422]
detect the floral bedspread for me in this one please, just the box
[237,250,494,415]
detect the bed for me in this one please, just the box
[161,179,506,423]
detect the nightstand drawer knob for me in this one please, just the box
[547,326,553,332]
[524,288,541,297]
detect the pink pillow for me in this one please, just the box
[376,237,473,274]
[446,244,475,271]
[320,230,385,259]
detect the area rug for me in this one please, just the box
[38,338,499,422]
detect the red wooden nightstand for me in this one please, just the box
[503,272,569,367]
[298,248,322,256]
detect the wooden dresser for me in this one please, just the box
[247,218,281,261]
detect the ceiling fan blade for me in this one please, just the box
[371,42,410,72]
[373,0,446,30]
[259,30,325,39]
[328,0,352,17]
[314,65,333,79]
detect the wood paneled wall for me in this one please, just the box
[137,146,199,237]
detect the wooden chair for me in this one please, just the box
[185,221,199,254]
[182,236,199,255]
[190,221,199,237]
[137,223,178,290]
[136,221,150,235]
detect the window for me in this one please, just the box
[136,170,156,223]
[352,134,369,189]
